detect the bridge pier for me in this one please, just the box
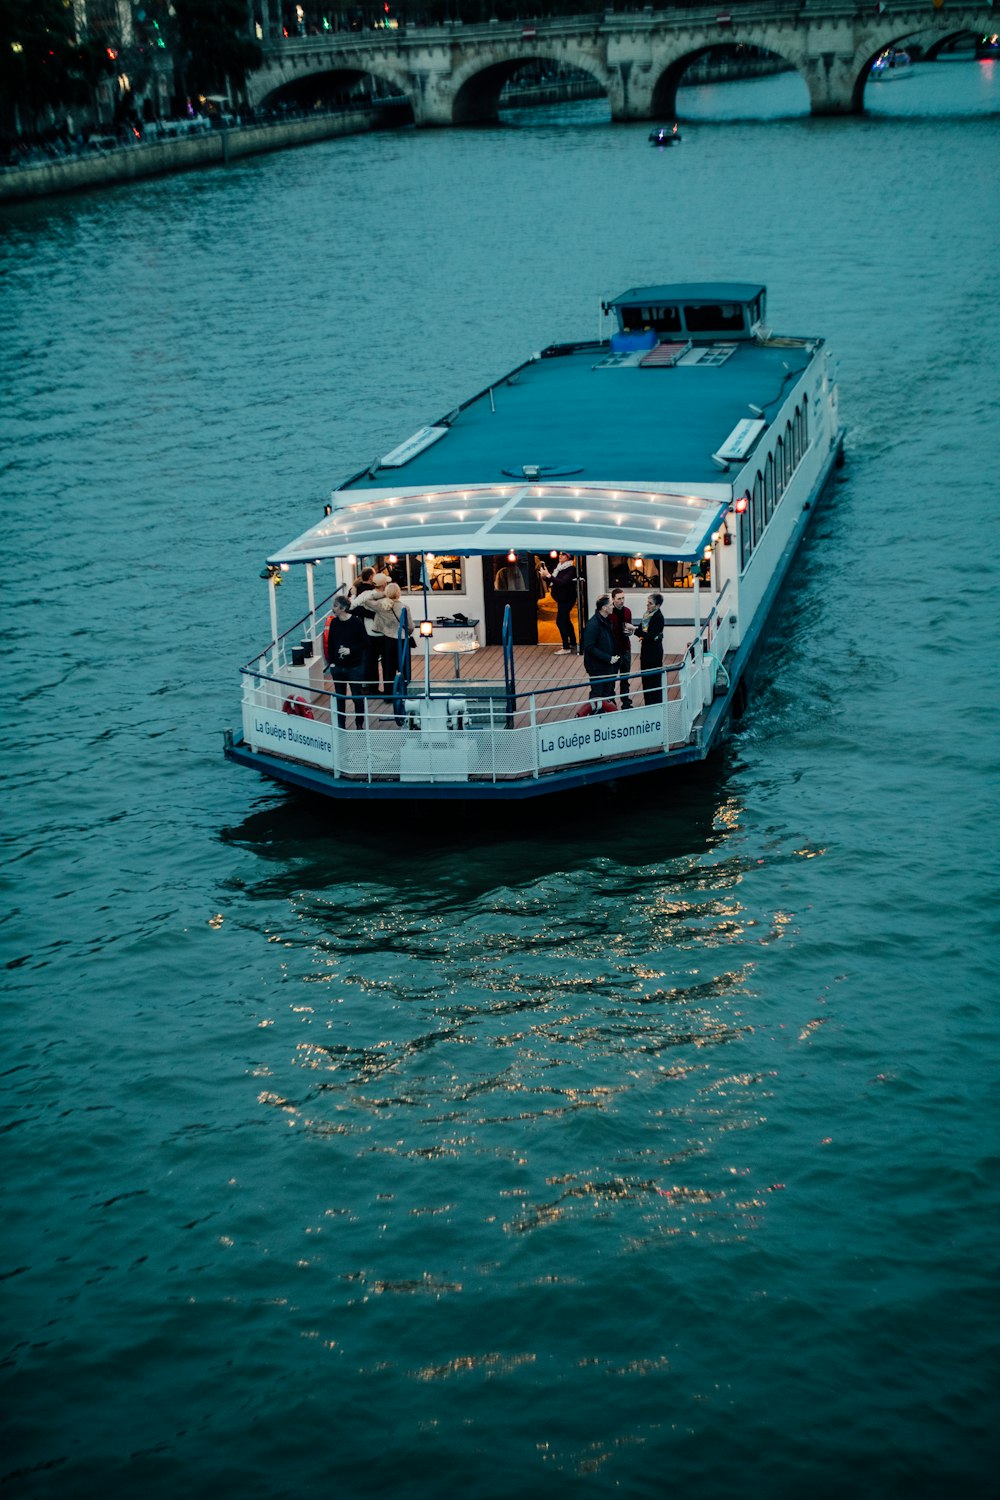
[801,51,865,115]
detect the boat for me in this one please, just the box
[869,47,913,79]
[224,281,844,802]
[649,125,681,145]
[976,33,999,60]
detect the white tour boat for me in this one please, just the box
[224,282,844,801]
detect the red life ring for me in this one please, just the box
[282,695,315,719]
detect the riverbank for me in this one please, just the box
[0,108,390,206]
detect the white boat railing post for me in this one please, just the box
[490,697,498,783]
[268,574,280,674]
[529,693,540,777]
[306,563,316,647]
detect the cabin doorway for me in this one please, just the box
[536,553,587,648]
[483,553,588,647]
[483,552,541,644]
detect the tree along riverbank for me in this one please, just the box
[0,108,395,205]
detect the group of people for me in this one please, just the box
[322,568,410,728]
[581,589,666,708]
[322,565,667,728]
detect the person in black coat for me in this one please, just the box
[581,595,622,703]
[324,595,369,728]
[635,592,666,705]
[546,552,578,654]
[609,588,634,708]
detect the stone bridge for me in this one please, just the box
[247,3,994,122]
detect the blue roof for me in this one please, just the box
[340,332,816,496]
[607,282,766,306]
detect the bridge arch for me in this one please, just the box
[450,49,610,126]
[649,39,802,121]
[257,65,414,120]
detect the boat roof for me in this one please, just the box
[606,281,766,306]
[269,481,732,567]
[339,335,816,495]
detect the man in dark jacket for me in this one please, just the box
[324,595,369,728]
[609,588,634,709]
[546,552,579,654]
[581,595,622,703]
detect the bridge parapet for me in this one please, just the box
[251,5,996,122]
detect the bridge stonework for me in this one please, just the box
[249,5,994,123]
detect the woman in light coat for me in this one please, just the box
[356,581,408,698]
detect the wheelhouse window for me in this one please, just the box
[361,553,465,592]
[620,304,682,335]
[683,302,745,334]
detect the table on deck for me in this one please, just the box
[432,639,480,679]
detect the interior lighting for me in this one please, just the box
[388,553,398,563]
[507,549,517,563]
[734,495,749,513]
[419,620,434,637]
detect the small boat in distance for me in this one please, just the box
[870,47,913,79]
[225,282,844,803]
[649,124,681,145]
[976,33,999,60]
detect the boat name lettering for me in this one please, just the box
[255,717,289,741]
[254,717,328,752]
[593,719,662,744]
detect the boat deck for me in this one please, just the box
[286,642,683,732]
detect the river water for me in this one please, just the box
[2,62,998,1498]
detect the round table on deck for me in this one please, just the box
[431,639,480,679]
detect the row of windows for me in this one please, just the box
[353,552,711,597]
[737,404,809,570]
[608,556,710,590]
[355,554,465,592]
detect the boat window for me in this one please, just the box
[619,304,681,335]
[607,555,705,590]
[775,437,785,499]
[764,454,774,524]
[752,474,763,546]
[791,408,801,467]
[682,303,745,334]
[364,553,465,592]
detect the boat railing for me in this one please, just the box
[239,635,726,783]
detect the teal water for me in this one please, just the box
[2,66,999,1498]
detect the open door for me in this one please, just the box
[483,552,542,645]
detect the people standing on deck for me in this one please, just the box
[582,595,622,703]
[351,571,389,697]
[323,596,368,729]
[369,582,407,698]
[349,566,376,600]
[635,592,666,706]
[609,589,635,709]
[545,552,579,654]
